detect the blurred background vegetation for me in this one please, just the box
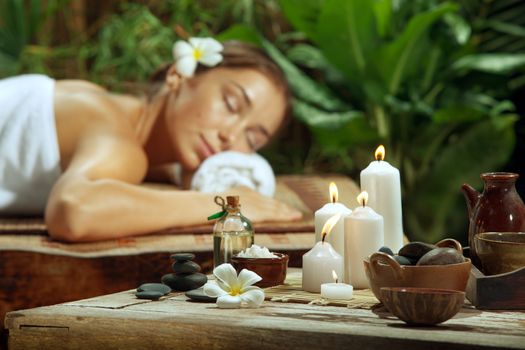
[1,0,524,244]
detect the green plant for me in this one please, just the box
[220,0,525,243]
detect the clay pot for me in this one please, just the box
[474,232,525,275]
[380,287,465,326]
[462,172,525,268]
[231,253,289,288]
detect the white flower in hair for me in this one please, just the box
[173,37,224,78]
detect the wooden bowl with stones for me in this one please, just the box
[231,253,289,288]
[380,287,465,326]
[364,239,470,302]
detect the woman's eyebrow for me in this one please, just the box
[230,80,252,107]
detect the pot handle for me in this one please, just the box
[369,252,403,281]
[436,238,463,254]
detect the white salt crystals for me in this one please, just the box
[237,244,278,258]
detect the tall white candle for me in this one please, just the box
[303,214,344,293]
[314,182,352,257]
[344,191,384,288]
[360,145,403,253]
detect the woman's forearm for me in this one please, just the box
[45,178,217,242]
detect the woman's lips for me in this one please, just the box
[198,134,217,160]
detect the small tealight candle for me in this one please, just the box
[302,214,344,293]
[321,271,354,300]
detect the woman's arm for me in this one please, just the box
[45,129,301,242]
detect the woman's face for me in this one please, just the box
[164,67,287,171]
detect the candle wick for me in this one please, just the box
[321,232,326,243]
[361,200,365,208]
[336,278,338,284]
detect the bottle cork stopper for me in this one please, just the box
[226,196,240,207]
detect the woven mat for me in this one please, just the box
[0,175,359,236]
[265,271,380,309]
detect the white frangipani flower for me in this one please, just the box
[172,37,224,78]
[203,263,265,309]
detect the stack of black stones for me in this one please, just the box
[135,253,208,300]
[162,253,207,290]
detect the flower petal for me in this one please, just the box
[199,52,223,67]
[213,263,238,290]
[173,40,193,60]
[203,282,228,297]
[217,295,242,309]
[238,269,262,290]
[175,56,197,77]
[189,37,223,53]
[240,288,265,308]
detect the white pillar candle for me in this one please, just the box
[321,271,354,299]
[314,182,352,257]
[360,145,403,253]
[344,191,384,289]
[303,214,344,293]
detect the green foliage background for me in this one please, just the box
[1,0,524,244]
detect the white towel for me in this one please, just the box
[0,74,61,214]
[190,151,276,197]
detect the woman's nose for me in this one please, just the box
[218,122,244,150]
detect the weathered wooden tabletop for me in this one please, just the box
[5,271,525,350]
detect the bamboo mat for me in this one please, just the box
[0,175,360,236]
[265,271,380,309]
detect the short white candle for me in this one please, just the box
[303,214,344,293]
[314,182,352,258]
[321,271,353,299]
[344,191,384,289]
[360,145,403,253]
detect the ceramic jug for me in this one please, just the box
[461,172,525,267]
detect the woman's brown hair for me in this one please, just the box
[149,40,292,135]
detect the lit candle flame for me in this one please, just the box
[332,270,339,283]
[357,191,368,207]
[329,182,338,203]
[375,145,385,161]
[321,213,342,243]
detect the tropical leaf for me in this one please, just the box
[406,115,517,242]
[217,24,263,46]
[278,0,325,41]
[378,2,457,94]
[262,39,349,111]
[453,53,525,74]
[315,0,378,81]
[373,0,393,38]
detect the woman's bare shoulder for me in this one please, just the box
[55,79,108,93]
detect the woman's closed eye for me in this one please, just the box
[245,127,269,151]
[223,93,240,114]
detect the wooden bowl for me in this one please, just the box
[474,232,525,275]
[231,253,289,288]
[364,239,470,302]
[380,287,465,326]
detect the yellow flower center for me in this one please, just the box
[229,285,242,296]
[193,48,203,60]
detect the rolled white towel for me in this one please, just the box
[190,151,276,197]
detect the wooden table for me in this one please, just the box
[5,273,525,350]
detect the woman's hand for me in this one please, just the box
[224,186,303,222]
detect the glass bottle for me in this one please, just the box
[213,196,254,267]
